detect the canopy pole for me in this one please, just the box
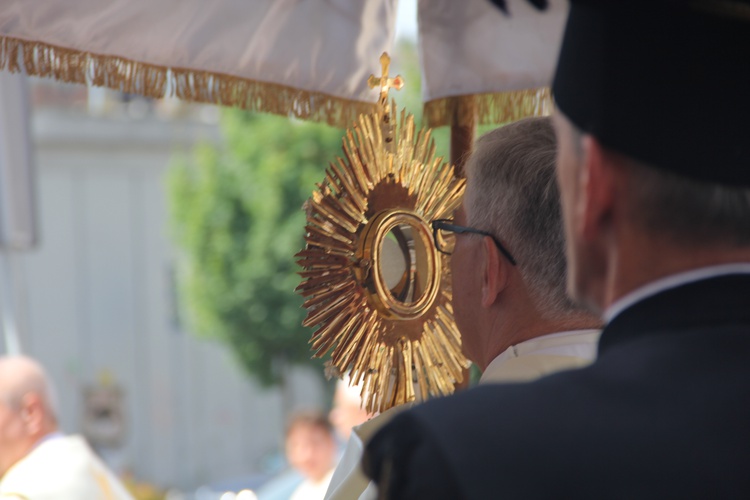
[0,251,22,355]
[450,96,476,178]
[450,98,475,390]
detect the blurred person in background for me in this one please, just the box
[285,410,337,500]
[0,355,134,499]
[328,375,371,443]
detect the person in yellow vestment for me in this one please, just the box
[0,356,133,500]
[325,117,602,500]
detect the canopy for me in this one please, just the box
[0,0,566,128]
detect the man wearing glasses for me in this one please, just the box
[365,1,750,498]
[326,116,600,500]
[431,116,600,384]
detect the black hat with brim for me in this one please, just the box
[489,0,750,186]
[551,0,750,186]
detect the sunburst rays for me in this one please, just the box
[296,103,469,414]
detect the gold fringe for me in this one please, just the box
[423,88,553,128]
[0,35,376,128]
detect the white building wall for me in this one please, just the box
[9,109,325,491]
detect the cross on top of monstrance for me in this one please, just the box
[367,52,404,148]
[368,52,404,107]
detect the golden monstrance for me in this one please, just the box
[296,53,469,414]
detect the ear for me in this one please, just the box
[20,394,45,434]
[480,236,510,308]
[579,136,616,242]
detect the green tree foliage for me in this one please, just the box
[168,111,344,385]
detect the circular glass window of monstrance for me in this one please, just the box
[381,222,428,304]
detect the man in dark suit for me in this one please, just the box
[363,1,750,498]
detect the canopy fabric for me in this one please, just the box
[0,0,563,128]
[0,0,396,127]
[419,0,567,127]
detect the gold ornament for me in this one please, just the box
[296,53,469,414]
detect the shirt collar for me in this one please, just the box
[33,431,64,450]
[480,329,601,384]
[604,263,750,324]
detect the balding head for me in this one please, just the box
[0,356,56,412]
[0,356,59,478]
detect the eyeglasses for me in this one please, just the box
[431,219,517,266]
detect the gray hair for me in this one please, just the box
[624,160,750,246]
[464,117,579,316]
[566,123,750,246]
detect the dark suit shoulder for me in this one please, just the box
[364,409,463,500]
[366,323,750,499]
